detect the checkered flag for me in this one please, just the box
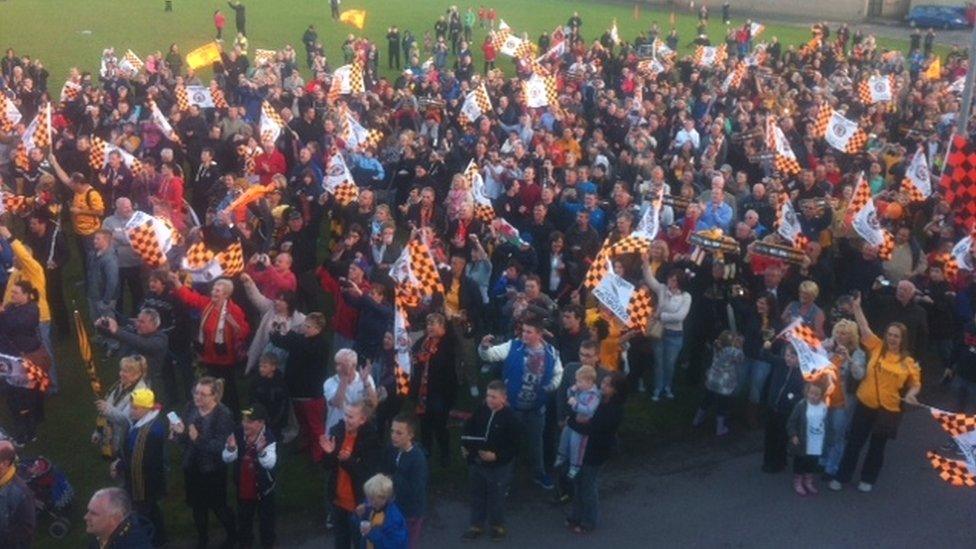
[89,136,144,176]
[0,93,22,133]
[847,172,873,217]
[926,451,976,487]
[407,239,445,296]
[175,85,190,111]
[0,193,30,215]
[182,241,215,270]
[323,150,359,205]
[350,61,366,94]
[765,116,801,176]
[333,182,359,206]
[260,101,284,143]
[824,111,867,154]
[812,104,832,139]
[211,87,229,109]
[779,319,831,375]
[14,102,52,171]
[926,405,976,488]
[217,241,245,277]
[365,129,384,150]
[940,134,976,229]
[125,211,174,268]
[627,287,654,332]
[60,80,81,104]
[583,238,614,289]
[931,408,976,439]
[459,82,492,125]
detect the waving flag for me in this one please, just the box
[779,319,831,375]
[259,101,284,143]
[720,62,747,93]
[846,172,873,219]
[901,147,931,202]
[186,42,222,71]
[340,106,370,150]
[490,19,513,51]
[858,74,894,104]
[775,193,806,250]
[652,39,676,62]
[14,102,52,171]
[323,151,358,206]
[591,260,654,331]
[927,407,976,487]
[89,136,144,176]
[328,63,366,102]
[253,49,276,66]
[182,239,245,282]
[125,211,175,267]
[940,134,976,229]
[637,58,666,77]
[339,9,367,30]
[851,199,894,260]
[693,45,727,67]
[0,93,22,133]
[459,82,492,125]
[462,160,495,222]
[148,100,177,140]
[634,184,665,240]
[186,85,215,108]
[951,234,975,272]
[766,117,801,176]
[824,111,867,154]
[59,80,82,103]
[609,19,620,45]
[121,49,144,74]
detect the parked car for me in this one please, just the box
[908,5,971,30]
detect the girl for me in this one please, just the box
[787,381,830,496]
[693,331,744,436]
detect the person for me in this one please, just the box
[248,353,290,441]
[0,280,50,446]
[787,381,829,496]
[24,211,69,338]
[93,355,150,459]
[170,377,238,547]
[819,319,866,478]
[223,403,278,549]
[410,313,457,468]
[642,261,692,401]
[114,388,168,546]
[240,274,306,375]
[737,292,780,427]
[97,310,169,400]
[101,198,143,317]
[354,474,408,548]
[946,311,976,412]
[171,274,250,417]
[831,293,921,493]
[320,401,382,549]
[762,345,805,473]
[461,380,520,542]
[554,365,600,479]
[383,414,427,548]
[214,10,226,40]
[0,440,35,548]
[331,0,341,20]
[693,331,744,436]
[228,0,246,36]
[84,487,153,548]
[565,372,627,534]
[88,229,120,340]
[781,280,826,339]
[270,312,328,459]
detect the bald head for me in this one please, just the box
[896,280,916,305]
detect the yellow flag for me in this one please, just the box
[924,56,941,80]
[186,42,222,71]
[339,9,367,30]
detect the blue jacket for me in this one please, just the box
[383,445,427,519]
[364,501,408,549]
[0,239,13,290]
[696,201,733,233]
[503,340,558,411]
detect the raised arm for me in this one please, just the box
[851,293,876,345]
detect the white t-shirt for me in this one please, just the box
[323,372,376,433]
[805,402,828,456]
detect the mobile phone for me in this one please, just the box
[166,411,181,425]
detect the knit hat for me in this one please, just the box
[131,388,155,409]
[241,403,269,423]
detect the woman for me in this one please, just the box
[819,319,866,478]
[565,372,627,534]
[411,313,458,468]
[241,274,306,375]
[0,281,50,445]
[781,280,826,339]
[92,355,150,458]
[171,377,237,547]
[830,294,920,493]
[172,274,250,417]
[738,292,780,427]
[642,259,692,401]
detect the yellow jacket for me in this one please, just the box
[4,239,50,322]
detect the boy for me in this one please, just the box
[249,353,289,440]
[461,380,520,542]
[270,312,328,461]
[555,365,600,479]
[223,404,278,548]
[384,414,428,548]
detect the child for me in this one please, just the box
[383,414,428,548]
[555,365,601,479]
[270,312,328,461]
[223,403,278,548]
[356,474,408,549]
[249,353,290,440]
[693,331,744,436]
[787,381,829,496]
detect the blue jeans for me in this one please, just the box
[653,331,684,394]
[469,461,514,528]
[513,406,546,477]
[821,405,851,476]
[738,358,771,404]
[567,464,601,530]
[38,321,58,392]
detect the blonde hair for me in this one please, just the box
[363,474,394,502]
[799,280,820,298]
[575,365,598,383]
[119,355,148,378]
[831,319,859,347]
[196,376,225,402]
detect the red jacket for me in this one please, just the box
[215,12,226,29]
[246,264,297,301]
[254,149,286,185]
[316,267,370,339]
[175,286,250,367]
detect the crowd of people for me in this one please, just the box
[0,2,974,547]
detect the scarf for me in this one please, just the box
[201,299,230,346]
[0,465,16,489]
[415,336,440,415]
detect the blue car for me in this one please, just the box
[908,5,970,30]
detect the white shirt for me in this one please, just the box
[323,372,376,433]
[805,402,828,456]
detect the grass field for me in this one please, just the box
[0,1,922,547]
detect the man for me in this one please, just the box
[882,226,926,283]
[387,26,401,70]
[323,349,378,435]
[869,280,929,357]
[228,0,246,36]
[191,148,222,220]
[101,198,143,317]
[442,253,483,398]
[99,310,169,400]
[302,25,318,68]
[556,305,586,367]
[114,388,167,546]
[696,187,734,233]
[0,441,34,548]
[84,487,152,548]
[49,153,105,279]
[88,229,120,330]
[25,211,69,336]
[460,380,520,542]
[479,316,563,490]
[245,252,297,300]
[331,0,341,21]
[223,404,278,549]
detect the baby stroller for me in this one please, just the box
[18,456,74,539]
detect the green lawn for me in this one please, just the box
[0,1,922,547]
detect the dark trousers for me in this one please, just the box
[216,27,223,40]
[699,390,731,418]
[469,461,514,528]
[185,469,237,546]
[389,48,400,69]
[626,342,655,393]
[333,507,361,549]
[763,410,789,471]
[203,363,241,420]
[793,454,820,475]
[238,496,275,548]
[5,385,43,444]
[46,267,70,335]
[420,409,450,466]
[836,403,890,485]
[331,3,340,19]
[117,265,144,317]
[483,60,494,74]
[164,347,194,407]
[134,499,166,546]
[567,463,601,530]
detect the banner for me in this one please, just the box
[901,147,931,201]
[592,262,635,325]
[951,235,975,272]
[824,112,866,154]
[125,211,175,267]
[186,42,222,70]
[186,85,215,108]
[780,319,831,376]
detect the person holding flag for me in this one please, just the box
[830,292,920,493]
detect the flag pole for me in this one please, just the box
[955,23,976,135]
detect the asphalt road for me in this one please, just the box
[301,405,974,548]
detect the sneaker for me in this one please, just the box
[637,379,646,393]
[533,473,555,490]
[489,526,507,541]
[857,482,873,493]
[480,364,492,374]
[663,387,675,399]
[793,475,808,496]
[567,467,579,480]
[469,385,480,398]
[651,391,661,402]
[692,409,707,427]
[461,527,483,541]
[828,480,843,491]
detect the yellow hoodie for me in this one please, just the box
[3,239,50,323]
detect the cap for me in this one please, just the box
[287,209,303,221]
[242,403,269,422]
[131,388,156,409]
[720,164,733,173]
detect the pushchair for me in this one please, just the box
[18,456,74,539]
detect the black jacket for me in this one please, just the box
[324,421,382,505]
[226,426,277,499]
[569,395,624,466]
[248,371,290,435]
[462,404,520,468]
[410,334,458,412]
[88,514,153,548]
[270,331,327,399]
